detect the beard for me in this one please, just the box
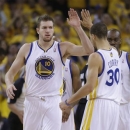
[43,35,53,42]
[43,36,53,42]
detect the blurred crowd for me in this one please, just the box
[0,0,130,129]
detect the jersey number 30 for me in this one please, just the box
[106,68,120,86]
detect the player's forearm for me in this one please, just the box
[74,26,94,54]
[5,71,15,86]
[67,85,93,105]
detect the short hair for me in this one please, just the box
[36,14,54,28]
[90,22,107,39]
[0,48,6,56]
[108,29,121,38]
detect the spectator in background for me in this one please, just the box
[0,48,6,63]
[0,0,7,26]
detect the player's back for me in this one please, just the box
[87,48,121,103]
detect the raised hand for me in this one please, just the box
[81,9,93,29]
[67,8,81,28]
[6,84,17,99]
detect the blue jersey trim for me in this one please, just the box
[126,52,130,69]
[96,52,105,77]
[69,60,73,80]
[58,43,65,66]
[25,43,33,64]
[37,41,55,52]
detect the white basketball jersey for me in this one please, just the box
[87,48,121,103]
[25,40,64,97]
[62,59,73,100]
[61,59,75,130]
[120,51,130,103]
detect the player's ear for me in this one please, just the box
[36,28,39,34]
[91,34,96,40]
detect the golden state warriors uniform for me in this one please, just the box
[61,59,75,130]
[118,51,130,130]
[80,48,121,130]
[24,41,64,130]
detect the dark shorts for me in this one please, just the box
[74,98,87,130]
[8,112,23,130]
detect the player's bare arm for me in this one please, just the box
[5,43,30,99]
[60,52,102,110]
[60,8,94,60]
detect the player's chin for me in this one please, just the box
[44,38,52,42]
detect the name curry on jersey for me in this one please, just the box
[108,59,118,68]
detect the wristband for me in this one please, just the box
[65,99,72,106]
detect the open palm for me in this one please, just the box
[81,9,93,29]
[67,8,81,27]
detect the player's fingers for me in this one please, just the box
[13,86,17,91]
[64,113,69,122]
[81,9,87,19]
[7,91,14,99]
[8,88,15,96]
[68,11,72,19]
[85,9,91,17]
[62,113,66,122]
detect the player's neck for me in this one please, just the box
[96,40,111,50]
[38,39,54,50]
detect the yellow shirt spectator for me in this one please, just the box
[0,84,10,118]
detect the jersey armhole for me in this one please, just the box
[126,52,130,69]
[25,43,33,64]
[96,52,105,77]
[58,43,65,66]
[69,60,73,80]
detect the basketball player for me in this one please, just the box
[82,8,130,130]
[61,59,81,130]
[80,9,130,129]
[5,9,94,130]
[107,29,130,130]
[60,22,121,130]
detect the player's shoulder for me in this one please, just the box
[89,52,101,60]
[88,52,102,66]
[19,43,32,53]
[20,43,31,49]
